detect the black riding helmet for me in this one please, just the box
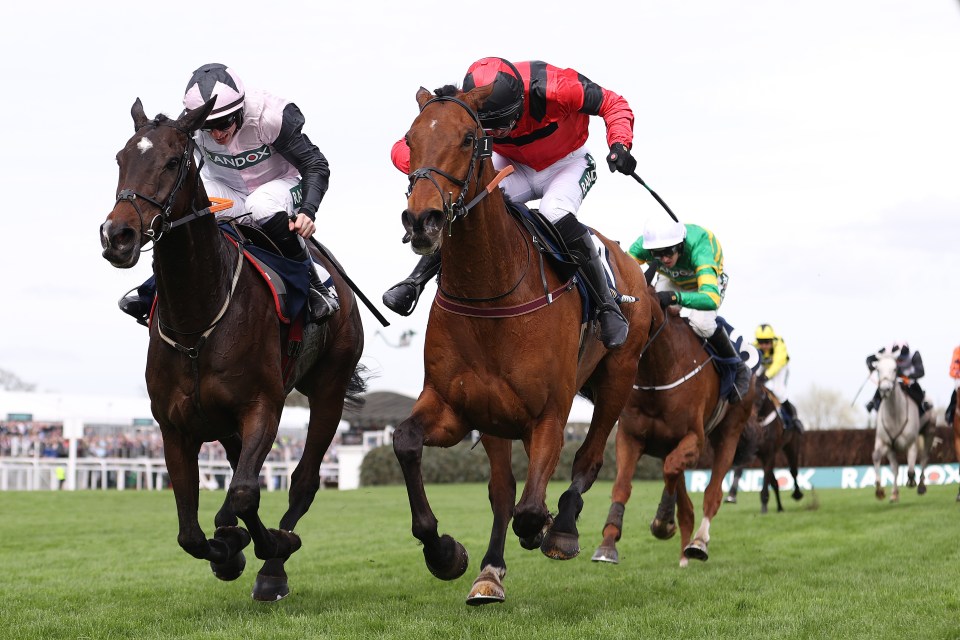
[462,57,524,131]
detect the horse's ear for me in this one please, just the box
[416,87,433,109]
[131,98,150,132]
[177,97,217,134]
[461,83,495,114]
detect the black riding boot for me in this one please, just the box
[706,325,750,403]
[382,252,441,316]
[262,212,338,323]
[557,215,627,349]
[118,276,157,327]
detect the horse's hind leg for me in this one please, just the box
[676,475,695,567]
[686,417,744,562]
[254,380,351,602]
[466,436,515,606]
[655,432,700,543]
[725,467,743,504]
[592,425,644,564]
[872,441,887,500]
[785,436,804,501]
[394,397,470,582]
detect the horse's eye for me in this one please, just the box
[463,133,475,148]
[165,157,180,171]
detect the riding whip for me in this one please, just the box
[849,371,874,407]
[308,237,391,327]
[630,172,679,222]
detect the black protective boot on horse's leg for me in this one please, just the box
[946,389,957,425]
[382,252,441,316]
[706,325,750,403]
[556,214,628,349]
[261,212,338,323]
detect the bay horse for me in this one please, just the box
[871,351,932,502]
[954,400,960,502]
[724,382,804,514]
[99,99,366,601]
[591,306,755,567]
[392,86,652,605]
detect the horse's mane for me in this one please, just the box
[433,84,460,98]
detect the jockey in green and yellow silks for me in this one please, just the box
[629,220,750,404]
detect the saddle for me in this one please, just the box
[505,199,619,324]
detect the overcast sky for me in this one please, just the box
[1,1,958,420]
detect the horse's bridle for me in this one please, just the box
[406,96,494,230]
[114,120,212,250]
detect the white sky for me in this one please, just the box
[1,0,958,419]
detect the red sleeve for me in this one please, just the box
[390,138,410,174]
[597,89,634,150]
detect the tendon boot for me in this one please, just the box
[261,211,338,323]
[382,252,441,316]
[707,326,750,403]
[946,390,957,425]
[558,216,628,349]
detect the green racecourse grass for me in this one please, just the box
[1,482,959,640]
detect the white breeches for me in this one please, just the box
[204,177,301,224]
[654,277,718,338]
[765,365,790,403]
[494,146,596,223]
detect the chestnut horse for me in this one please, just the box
[99,99,366,601]
[392,86,652,605]
[724,383,804,513]
[592,306,755,567]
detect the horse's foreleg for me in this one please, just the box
[466,436,515,606]
[544,393,623,561]
[161,427,250,571]
[686,419,743,562]
[676,475,695,567]
[872,441,887,500]
[393,410,469,581]
[785,437,804,501]
[592,427,644,565]
[905,442,919,488]
[515,419,562,551]
[887,449,900,503]
[655,432,700,543]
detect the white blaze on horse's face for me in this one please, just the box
[876,353,897,396]
[136,137,153,155]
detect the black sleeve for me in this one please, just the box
[912,352,925,379]
[273,102,330,220]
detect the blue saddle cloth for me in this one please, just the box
[135,223,312,323]
[705,317,762,400]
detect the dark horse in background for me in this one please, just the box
[100,99,366,601]
[392,85,653,605]
[592,305,755,567]
[725,382,805,513]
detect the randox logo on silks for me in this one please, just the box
[204,144,272,170]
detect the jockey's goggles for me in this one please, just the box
[201,113,239,132]
[650,246,680,259]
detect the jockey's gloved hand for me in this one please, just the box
[656,291,678,309]
[606,142,637,175]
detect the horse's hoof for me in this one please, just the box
[540,530,580,560]
[518,516,552,551]
[425,534,469,581]
[591,545,619,564]
[875,489,886,501]
[210,551,246,581]
[761,503,769,515]
[465,566,505,606]
[650,518,677,540]
[792,490,804,501]
[917,483,927,496]
[252,573,290,602]
[683,540,709,562]
[724,495,737,504]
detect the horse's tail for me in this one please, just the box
[344,363,371,411]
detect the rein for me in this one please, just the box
[632,309,714,391]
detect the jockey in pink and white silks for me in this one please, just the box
[119,63,337,324]
[384,57,637,349]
